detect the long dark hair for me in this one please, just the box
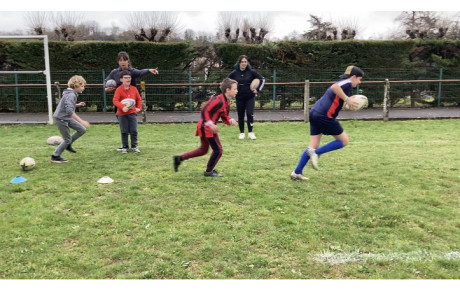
[117,51,131,66]
[237,55,248,64]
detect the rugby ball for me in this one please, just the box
[121,98,136,109]
[250,79,260,91]
[343,95,368,111]
[47,136,63,146]
[20,157,35,171]
[105,79,117,88]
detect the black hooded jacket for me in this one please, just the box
[227,63,265,100]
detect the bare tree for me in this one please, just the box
[396,11,450,39]
[241,12,272,44]
[24,11,49,35]
[304,14,362,41]
[446,12,460,39]
[217,12,241,43]
[127,11,181,42]
[51,11,86,41]
[336,17,361,40]
[217,12,271,43]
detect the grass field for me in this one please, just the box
[1,119,459,279]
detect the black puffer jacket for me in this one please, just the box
[227,63,265,100]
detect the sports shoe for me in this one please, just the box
[66,144,76,153]
[248,132,256,140]
[307,148,319,170]
[51,155,68,163]
[173,155,182,172]
[290,171,308,180]
[204,169,223,177]
[121,148,129,154]
[131,147,140,153]
[117,146,123,151]
[238,133,245,140]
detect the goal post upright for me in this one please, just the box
[0,35,53,124]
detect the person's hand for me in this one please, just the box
[251,89,258,94]
[135,108,141,113]
[150,68,159,74]
[208,123,218,134]
[81,120,90,128]
[230,119,237,126]
[122,106,129,113]
[105,87,116,93]
[76,102,86,107]
[346,97,360,110]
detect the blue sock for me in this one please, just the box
[315,140,344,156]
[294,148,310,174]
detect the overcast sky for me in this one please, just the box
[2,1,459,40]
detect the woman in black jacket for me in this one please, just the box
[228,55,265,140]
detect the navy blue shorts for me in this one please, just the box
[309,110,343,136]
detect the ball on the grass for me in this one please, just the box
[121,98,136,109]
[105,79,117,88]
[47,136,63,146]
[20,157,35,171]
[343,95,368,111]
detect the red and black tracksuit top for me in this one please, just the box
[195,94,232,138]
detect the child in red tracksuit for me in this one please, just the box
[113,70,142,153]
[173,78,238,177]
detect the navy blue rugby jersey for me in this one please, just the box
[311,79,352,119]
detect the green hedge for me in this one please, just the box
[0,41,196,71]
[2,39,460,72]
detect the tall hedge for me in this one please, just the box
[0,41,196,71]
[1,39,460,72]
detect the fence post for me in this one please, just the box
[141,81,147,123]
[188,69,193,112]
[383,79,390,122]
[272,69,277,110]
[14,72,20,113]
[102,69,107,112]
[304,80,310,123]
[437,67,443,108]
[54,82,61,106]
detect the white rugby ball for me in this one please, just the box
[250,79,260,91]
[121,98,136,109]
[20,157,35,171]
[343,95,368,111]
[47,136,63,146]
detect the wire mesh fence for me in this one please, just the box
[1,68,459,113]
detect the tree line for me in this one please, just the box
[2,11,460,43]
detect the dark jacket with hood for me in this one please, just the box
[227,63,265,100]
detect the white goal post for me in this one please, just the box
[0,35,53,124]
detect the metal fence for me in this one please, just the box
[1,68,459,113]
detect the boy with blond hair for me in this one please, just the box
[51,75,90,163]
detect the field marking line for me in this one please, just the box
[313,250,460,264]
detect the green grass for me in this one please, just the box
[1,119,459,279]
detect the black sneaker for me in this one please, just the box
[51,155,68,163]
[204,169,222,177]
[66,144,76,153]
[173,155,182,172]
